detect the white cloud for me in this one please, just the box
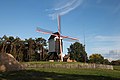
[89,47,120,61]
[94,35,120,42]
[91,47,110,54]
[86,35,120,60]
[48,0,83,19]
[103,50,120,61]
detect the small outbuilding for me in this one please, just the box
[63,54,76,62]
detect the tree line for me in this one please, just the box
[0,35,88,63]
[0,35,119,65]
[0,35,48,62]
[68,42,120,65]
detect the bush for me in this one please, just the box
[111,60,120,65]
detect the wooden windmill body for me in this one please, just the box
[48,32,62,53]
[36,15,78,61]
[48,32,63,61]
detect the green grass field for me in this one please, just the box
[114,65,120,71]
[0,62,120,80]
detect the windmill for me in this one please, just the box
[36,15,79,61]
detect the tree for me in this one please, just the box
[89,54,104,64]
[35,37,47,61]
[111,60,120,65]
[0,35,48,62]
[103,59,110,65]
[1,35,9,53]
[67,42,88,62]
[0,37,3,51]
[11,37,23,62]
[27,38,36,61]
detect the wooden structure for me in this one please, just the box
[36,15,78,61]
[47,32,63,60]
[48,32,63,54]
[63,54,76,62]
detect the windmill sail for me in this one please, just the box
[36,15,79,61]
[36,27,53,34]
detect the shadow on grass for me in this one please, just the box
[0,70,119,80]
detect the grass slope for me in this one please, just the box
[0,68,120,80]
[114,65,120,71]
[0,62,120,80]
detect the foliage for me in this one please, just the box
[103,59,110,65]
[89,54,104,64]
[89,54,110,64]
[0,35,48,62]
[111,60,120,65]
[67,42,88,62]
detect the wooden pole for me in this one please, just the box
[58,15,62,61]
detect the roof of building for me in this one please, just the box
[48,32,60,40]
[63,54,70,59]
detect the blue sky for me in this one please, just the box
[0,0,120,60]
